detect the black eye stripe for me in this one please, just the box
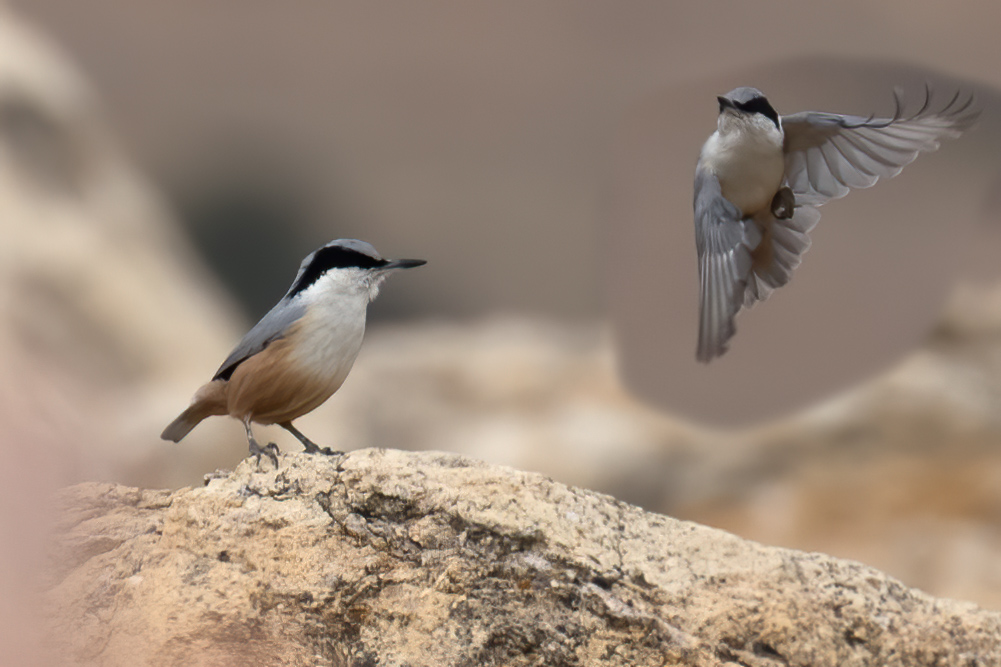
[288,246,388,297]
[735,97,779,127]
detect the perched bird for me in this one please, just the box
[694,86,977,362]
[162,239,426,462]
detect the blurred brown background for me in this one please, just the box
[2,3,1001,650]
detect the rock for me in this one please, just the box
[0,10,251,659]
[4,6,1001,644]
[47,449,1001,666]
[306,312,1001,610]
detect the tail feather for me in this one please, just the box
[161,381,228,442]
[161,406,206,442]
[743,204,821,307]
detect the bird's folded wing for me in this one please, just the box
[213,299,307,381]
[694,168,762,363]
[782,89,978,206]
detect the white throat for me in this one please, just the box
[287,269,379,380]
[700,113,785,216]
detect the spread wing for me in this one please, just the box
[213,298,307,381]
[782,88,977,206]
[694,167,762,363]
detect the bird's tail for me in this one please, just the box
[743,204,821,307]
[161,382,227,442]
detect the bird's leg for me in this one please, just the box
[771,186,795,220]
[244,419,279,467]
[281,422,342,456]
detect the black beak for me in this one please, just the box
[717,96,734,112]
[382,258,427,270]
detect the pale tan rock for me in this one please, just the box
[300,313,1001,611]
[47,449,1001,667]
[0,10,246,663]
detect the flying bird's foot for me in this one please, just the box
[771,186,795,220]
[301,440,343,456]
[248,439,280,468]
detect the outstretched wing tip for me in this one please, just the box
[696,335,731,364]
[782,85,978,208]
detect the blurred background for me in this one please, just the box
[1,4,1001,649]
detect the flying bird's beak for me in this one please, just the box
[382,258,427,271]
[717,96,734,113]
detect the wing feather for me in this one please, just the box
[782,88,977,207]
[820,140,875,189]
[213,298,307,381]
[826,136,880,186]
[694,167,761,362]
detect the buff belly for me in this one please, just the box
[224,314,363,425]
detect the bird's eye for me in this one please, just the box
[736,97,779,126]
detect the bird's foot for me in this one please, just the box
[249,440,280,468]
[301,440,343,456]
[771,186,795,220]
[279,423,342,457]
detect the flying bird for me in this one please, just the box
[162,239,426,463]
[694,86,977,362]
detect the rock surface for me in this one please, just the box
[0,8,243,663]
[47,449,1001,667]
[293,306,1001,611]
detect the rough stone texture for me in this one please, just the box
[3,3,1000,648]
[272,306,1001,611]
[47,449,1001,667]
[0,9,241,663]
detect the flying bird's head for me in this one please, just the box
[717,87,781,133]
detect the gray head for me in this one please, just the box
[717,87,779,127]
[286,238,426,301]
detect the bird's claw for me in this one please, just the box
[771,186,795,220]
[249,440,280,468]
[301,441,343,456]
